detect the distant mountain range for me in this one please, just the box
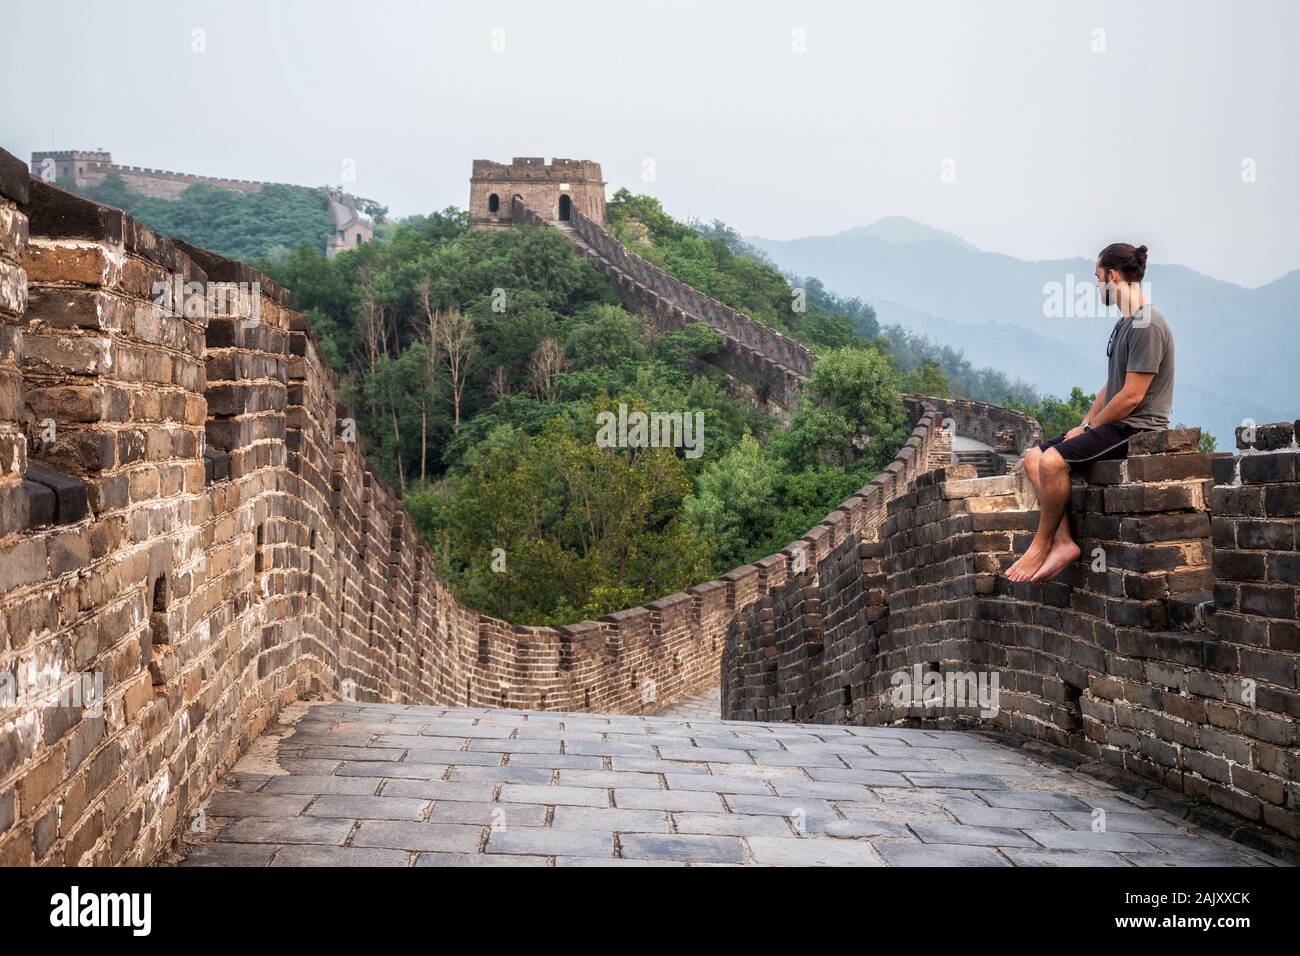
[748,218,1298,447]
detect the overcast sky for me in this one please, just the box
[3,0,1296,286]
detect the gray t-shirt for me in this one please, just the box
[1104,304,1174,430]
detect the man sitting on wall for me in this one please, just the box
[1006,242,1175,583]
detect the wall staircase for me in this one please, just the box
[954,448,1004,477]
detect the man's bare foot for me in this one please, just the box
[1029,539,1082,582]
[1006,544,1050,581]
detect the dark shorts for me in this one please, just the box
[1038,423,1138,474]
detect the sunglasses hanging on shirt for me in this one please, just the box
[1106,317,1124,358]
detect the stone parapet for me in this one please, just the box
[723,423,1300,841]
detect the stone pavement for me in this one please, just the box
[651,686,721,720]
[174,701,1286,867]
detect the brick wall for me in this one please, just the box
[723,424,1300,839]
[552,202,816,413]
[0,150,28,553]
[902,394,1043,456]
[31,151,280,200]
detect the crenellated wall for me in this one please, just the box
[902,394,1043,456]
[12,142,1289,860]
[512,198,814,417]
[723,425,1300,841]
[0,153,974,865]
[30,149,290,200]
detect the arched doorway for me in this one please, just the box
[558,194,572,221]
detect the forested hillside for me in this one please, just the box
[72,171,335,260]
[607,190,873,352]
[253,199,923,625]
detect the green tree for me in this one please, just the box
[411,417,712,625]
[562,304,646,370]
[75,173,335,260]
[606,190,877,351]
[685,434,783,570]
[774,347,908,473]
[1008,386,1095,439]
[901,359,950,398]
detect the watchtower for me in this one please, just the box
[30,149,113,187]
[468,157,607,230]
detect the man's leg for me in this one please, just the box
[1007,447,1078,581]
[1030,447,1082,580]
[1026,446,1078,546]
[1005,447,1044,578]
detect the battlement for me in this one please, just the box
[31,149,112,163]
[469,156,606,229]
[471,157,606,181]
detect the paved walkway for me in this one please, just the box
[172,700,1285,867]
[651,686,721,720]
[951,435,996,452]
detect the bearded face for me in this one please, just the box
[1096,267,1116,307]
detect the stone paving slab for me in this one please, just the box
[416,852,549,867]
[427,801,548,827]
[551,806,672,832]
[206,793,315,818]
[352,821,482,853]
[177,693,1288,868]
[619,833,746,864]
[487,827,615,858]
[306,795,430,820]
[271,845,411,867]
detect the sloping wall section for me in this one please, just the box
[512,198,813,417]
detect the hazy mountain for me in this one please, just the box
[836,216,978,251]
[749,220,1298,445]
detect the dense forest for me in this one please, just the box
[253,199,923,624]
[80,171,1148,622]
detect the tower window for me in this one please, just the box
[488,193,500,213]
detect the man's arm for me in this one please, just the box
[1082,386,1107,425]
[1088,371,1155,428]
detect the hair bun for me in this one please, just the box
[1097,241,1149,281]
